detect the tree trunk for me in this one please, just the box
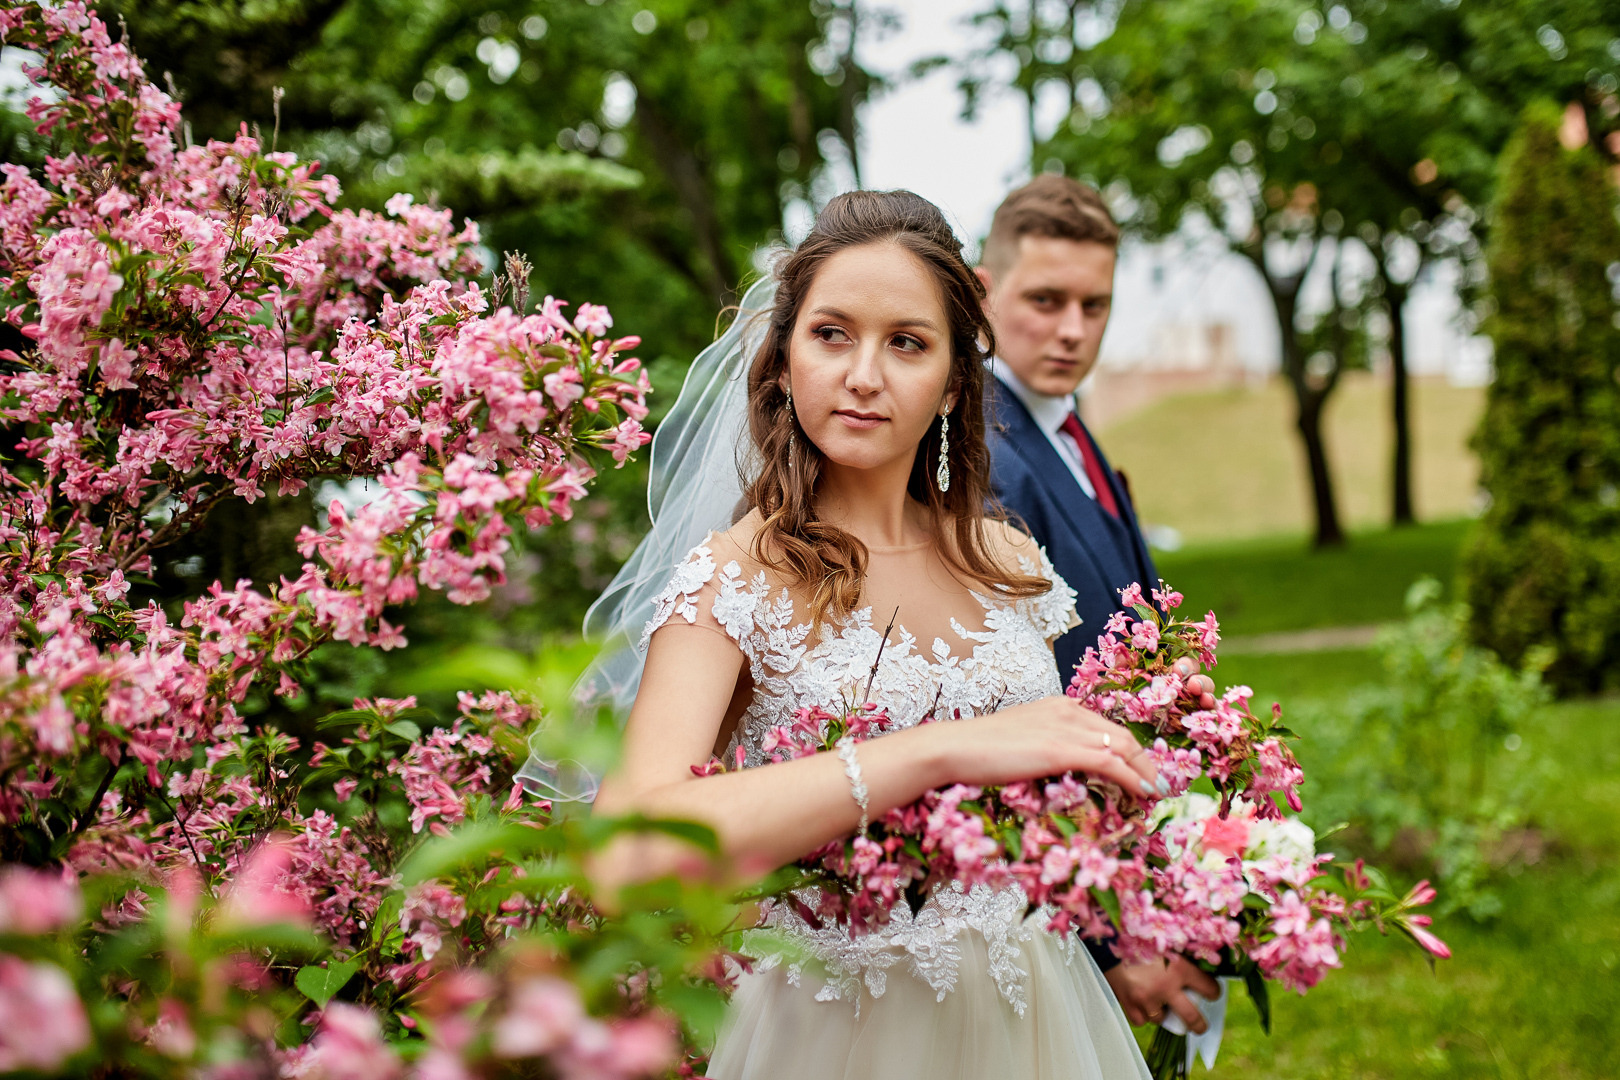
[1248,237,1347,548]
[632,89,736,309]
[1295,381,1345,547]
[1384,272,1416,526]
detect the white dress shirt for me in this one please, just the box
[990,361,1098,500]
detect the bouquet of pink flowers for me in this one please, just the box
[1067,584,1448,1076]
[698,700,1144,939]
[712,583,1449,1079]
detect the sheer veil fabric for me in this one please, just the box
[514,276,778,802]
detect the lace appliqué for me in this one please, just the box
[758,881,1074,1019]
[639,544,717,652]
[641,538,1083,1015]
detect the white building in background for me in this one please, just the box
[854,0,1494,411]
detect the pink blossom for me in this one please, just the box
[491,976,585,1058]
[573,303,612,336]
[1398,913,1451,960]
[217,836,314,928]
[144,997,197,1058]
[0,957,91,1070]
[97,337,138,389]
[0,865,82,933]
[601,1015,679,1077]
[1200,810,1251,858]
[305,1003,403,1080]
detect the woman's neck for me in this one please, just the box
[814,454,929,548]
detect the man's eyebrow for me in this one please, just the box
[1020,287,1112,301]
[809,306,943,333]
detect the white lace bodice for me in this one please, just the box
[641,529,1083,1014]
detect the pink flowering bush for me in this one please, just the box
[0,6,728,1077]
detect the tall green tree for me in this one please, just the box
[1461,103,1620,694]
[1333,0,1620,526]
[1034,0,1378,546]
[951,0,1620,540]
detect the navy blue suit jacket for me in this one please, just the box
[985,376,1160,972]
[985,377,1160,682]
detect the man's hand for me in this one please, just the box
[1103,956,1222,1033]
[1172,657,1218,711]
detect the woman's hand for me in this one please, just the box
[918,695,1163,796]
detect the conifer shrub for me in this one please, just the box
[1461,102,1620,694]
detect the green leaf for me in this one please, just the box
[609,814,720,855]
[1244,966,1272,1035]
[1093,885,1122,928]
[397,820,558,884]
[317,709,374,729]
[304,385,336,407]
[384,719,422,742]
[296,960,359,1007]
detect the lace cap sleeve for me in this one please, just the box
[1021,544,1082,642]
[987,519,1081,643]
[638,539,719,651]
[638,533,768,656]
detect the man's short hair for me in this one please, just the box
[981,174,1120,274]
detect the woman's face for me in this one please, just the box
[785,242,957,477]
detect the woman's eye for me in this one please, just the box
[891,334,925,353]
[813,325,850,344]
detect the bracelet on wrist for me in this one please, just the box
[836,735,869,834]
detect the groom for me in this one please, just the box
[977,174,1220,1035]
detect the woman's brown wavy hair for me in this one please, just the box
[743,189,1049,625]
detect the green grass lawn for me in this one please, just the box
[1098,374,1483,543]
[1199,693,1620,1080]
[1156,519,1472,638]
[1144,524,1620,1079]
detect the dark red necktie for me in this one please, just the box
[1059,411,1120,519]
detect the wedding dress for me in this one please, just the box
[641,518,1152,1080]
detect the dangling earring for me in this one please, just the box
[784,386,795,452]
[935,411,951,492]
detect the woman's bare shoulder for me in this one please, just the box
[980,516,1040,561]
[703,508,769,572]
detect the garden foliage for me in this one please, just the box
[1302,579,1550,919]
[0,5,739,1075]
[1462,102,1620,694]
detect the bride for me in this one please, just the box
[588,190,1157,1079]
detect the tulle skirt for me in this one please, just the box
[706,926,1151,1080]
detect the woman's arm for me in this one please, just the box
[592,623,1159,889]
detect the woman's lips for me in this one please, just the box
[833,410,888,430]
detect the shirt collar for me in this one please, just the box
[991,359,1077,437]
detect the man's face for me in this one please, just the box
[979,235,1116,397]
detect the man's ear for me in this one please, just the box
[973,265,995,295]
